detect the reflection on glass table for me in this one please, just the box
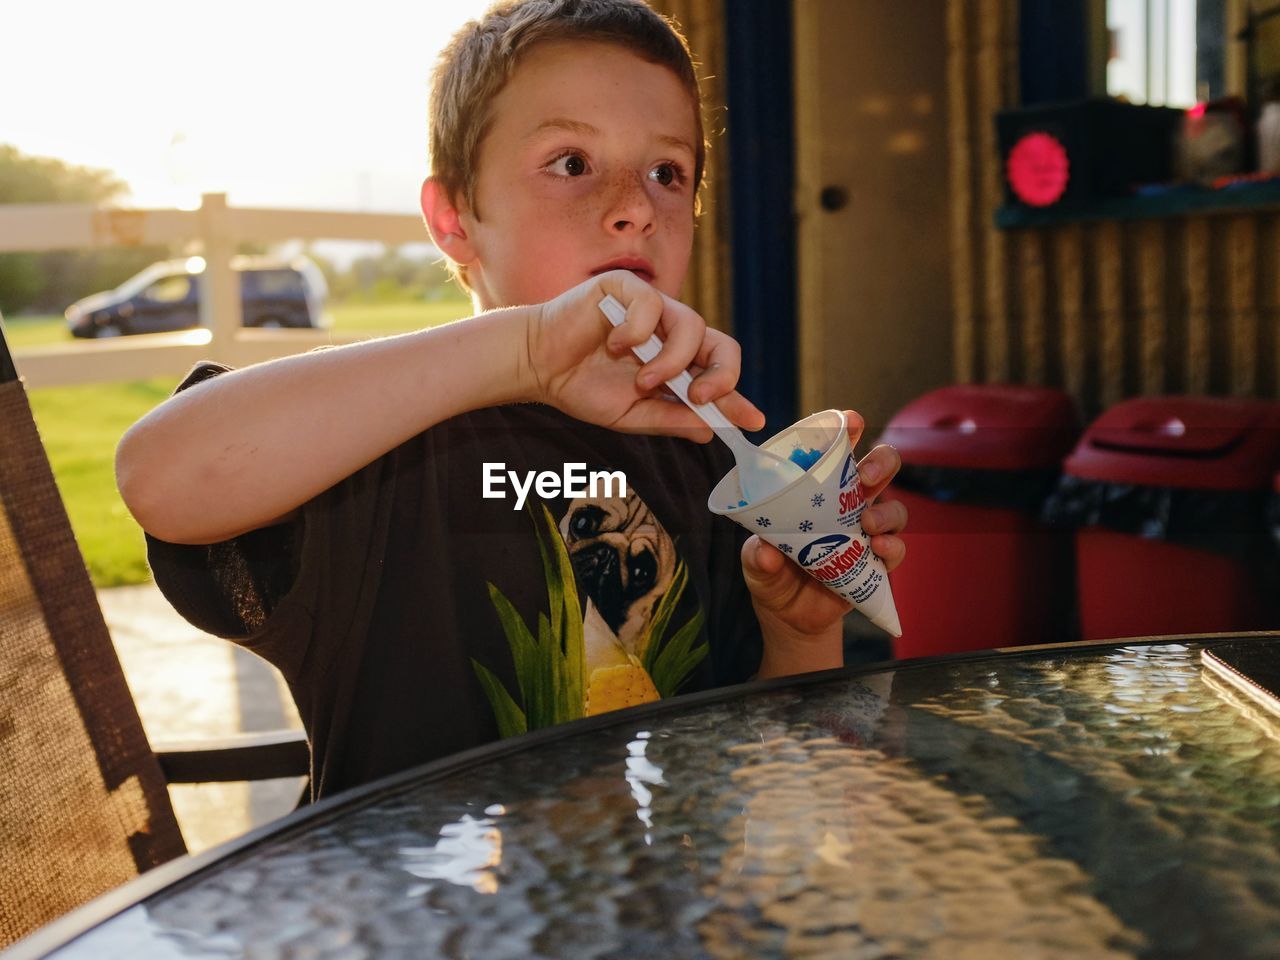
[9,636,1280,959]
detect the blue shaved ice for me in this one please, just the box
[788,446,823,470]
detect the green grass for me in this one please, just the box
[26,378,177,586]
[4,313,66,347]
[10,300,475,587]
[4,300,472,346]
[330,298,472,334]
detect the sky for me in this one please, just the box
[3,0,493,214]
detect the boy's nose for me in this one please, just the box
[604,172,656,235]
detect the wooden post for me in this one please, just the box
[1227,216,1259,396]
[1055,224,1086,402]
[1136,220,1166,395]
[948,0,977,383]
[791,0,824,414]
[1018,230,1047,384]
[198,193,242,361]
[1096,221,1125,408]
[1184,218,1211,394]
[978,0,1012,382]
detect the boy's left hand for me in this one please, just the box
[742,411,906,676]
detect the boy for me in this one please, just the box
[117,0,906,799]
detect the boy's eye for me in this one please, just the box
[649,163,682,187]
[549,153,588,177]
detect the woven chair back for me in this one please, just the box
[0,340,185,947]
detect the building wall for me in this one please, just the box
[657,0,956,431]
[792,0,955,430]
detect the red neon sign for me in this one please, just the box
[1007,132,1070,207]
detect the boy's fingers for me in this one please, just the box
[598,275,705,387]
[740,537,802,611]
[869,533,907,573]
[844,409,866,450]
[620,392,764,439]
[686,333,766,430]
[592,273,764,433]
[600,273,667,350]
[686,332,739,402]
[742,535,786,576]
[861,499,907,536]
[716,391,767,432]
[637,294,705,388]
[637,391,757,435]
[857,443,901,501]
[609,397,714,439]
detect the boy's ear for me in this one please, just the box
[420,177,477,266]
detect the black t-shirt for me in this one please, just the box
[147,363,763,798]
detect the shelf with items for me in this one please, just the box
[995,176,1280,228]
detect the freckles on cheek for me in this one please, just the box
[547,201,596,238]
[527,193,592,229]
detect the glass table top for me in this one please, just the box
[30,639,1280,959]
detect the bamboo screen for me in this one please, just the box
[650,0,733,332]
[949,0,1280,419]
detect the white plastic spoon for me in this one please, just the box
[598,294,805,503]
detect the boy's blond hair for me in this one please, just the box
[429,0,707,290]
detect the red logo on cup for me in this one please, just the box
[838,488,863,515]
[1007,132,1070,207]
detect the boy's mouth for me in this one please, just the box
[592,259,655,284]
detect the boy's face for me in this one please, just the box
[449,40,699,310]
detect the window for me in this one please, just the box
[244,270,304,298]
[142,275,192,303]
[1107,0,1205,107]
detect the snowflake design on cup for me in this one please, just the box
[780,543,793,555]
[811,494,825,508]
[755,517,771,528]
[798,520,813,532]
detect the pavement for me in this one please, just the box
[98,583,304,856]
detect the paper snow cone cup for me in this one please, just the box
[708,409,902,637]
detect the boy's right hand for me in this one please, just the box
[523,270,766,439]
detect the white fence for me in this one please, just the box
[0,193,431,389]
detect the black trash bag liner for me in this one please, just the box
[1269,492,1280,557]
[1042,474,1274,561]
[891,463,1062,513]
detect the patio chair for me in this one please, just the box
[0,321,309,948]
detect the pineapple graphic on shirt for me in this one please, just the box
[472,502,707,736]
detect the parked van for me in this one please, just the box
[66,255,328,338]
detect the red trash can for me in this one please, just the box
[1059,397,1280,640]
[878,385,1081,659]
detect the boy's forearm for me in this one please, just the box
[755,620,844,679]
[117,307,536,544]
